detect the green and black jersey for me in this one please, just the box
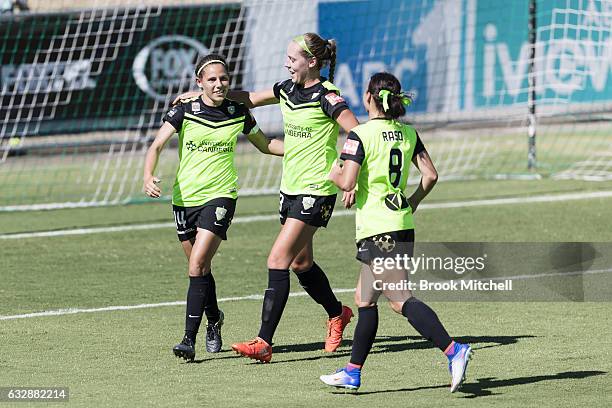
[340,119,425,241]
[273,78,349,196]
[163,96,258,207]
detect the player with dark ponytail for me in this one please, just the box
[321,72,472,392]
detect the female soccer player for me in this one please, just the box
[144,54,283,362]
[223,33,359,362]
[320,72,472,392]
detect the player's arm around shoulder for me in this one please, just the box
[227,87,278,109]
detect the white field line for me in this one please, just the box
[0,289,356,321]
[2,190,612,240]
[1,269,611,321]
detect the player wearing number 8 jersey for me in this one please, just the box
[322,72,472,392]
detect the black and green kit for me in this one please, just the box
[163,96,258,207]
[340,118,425,241]
[273,78,349,196]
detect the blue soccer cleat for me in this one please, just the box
[320,367,361,390]
[448,343,473,392]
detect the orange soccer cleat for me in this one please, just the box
[325,305,354,352]
[231,337,272,363]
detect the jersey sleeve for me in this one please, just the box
[339,131,365,165]
[412,132,426,159]
[273,79,289,99]
[243,109,260,135]
[162,104,185,131]
[320,90,349,120]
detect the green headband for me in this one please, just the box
[293,35,314,57]
[378,89,412,112]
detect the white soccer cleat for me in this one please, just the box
[448,343,473,393]
[320,368,361,390]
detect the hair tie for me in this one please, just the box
[398,92,412,107]
[378,89,392,112]
[378,89,412,112]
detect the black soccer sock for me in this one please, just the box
[257,269,290,345]
[296,262,342,318]
[402,297,452,351]
[203,271,220,324]
[184,275,211,340]
[349,306,379,366]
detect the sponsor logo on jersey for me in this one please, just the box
[215,206,228,221]
[185,140,233,153]
[228,105,236,114]
[302,196,316,211]
[311,92,320,100]
[325,93,345,106]
[341,139,359,156]
[191,102,201,112]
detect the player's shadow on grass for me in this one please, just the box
[268,334,535,364]
[459,371,607,398]
[370,334,537,353]
[343,370,606,397]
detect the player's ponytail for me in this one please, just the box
[326,39,337,83]
[367,72,411,119]
[299,33,337,83]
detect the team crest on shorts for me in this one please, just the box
[374,234,396,253]
[320,204,332,221]
[302,196,316,211]
[228,105,236,114]
[215,206,227,221]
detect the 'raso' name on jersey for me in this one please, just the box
[273,78,349,195]
[163,97,258,207]
[340,119,425,240]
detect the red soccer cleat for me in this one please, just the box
[325,305,354,352]
[231,337,272,363]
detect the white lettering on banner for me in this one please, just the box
[482,2,612,101]
[334,60,419,108]
[133,35,209,101]
[362,61,386,95]
[1,60,96,94]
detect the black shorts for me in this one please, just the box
[279,192,336,228]
[356,229,415,264]
[172,197,236,242]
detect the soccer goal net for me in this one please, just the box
[1,0,611,210]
